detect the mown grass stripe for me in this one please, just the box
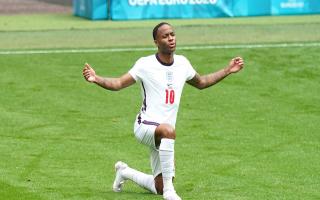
[1,42,320,55]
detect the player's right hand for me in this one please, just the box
[227,57,244,74]
[82,63,96,83]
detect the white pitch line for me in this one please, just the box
[1,42,320,55]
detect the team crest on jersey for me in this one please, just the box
[166,71,173,88]
[166,71,173,82]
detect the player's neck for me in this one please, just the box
[156,52,174,66]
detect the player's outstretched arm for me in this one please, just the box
[187,57,244,90]
[82,63,136,91]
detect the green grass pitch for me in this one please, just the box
[0,14,320,199]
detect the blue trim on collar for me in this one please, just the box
[155,53,174,66]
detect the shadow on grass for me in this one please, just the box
[102,190,161,200]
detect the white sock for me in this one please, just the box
[121,166,157,194]
[159,138,175,193]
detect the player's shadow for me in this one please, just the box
[102,190,160,199]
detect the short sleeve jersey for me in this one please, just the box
[129,54,196,128]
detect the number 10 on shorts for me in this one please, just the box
[165,89,175,104]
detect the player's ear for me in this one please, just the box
[154,39,158,46]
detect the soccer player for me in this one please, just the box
[82,22,244,200]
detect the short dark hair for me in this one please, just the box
[152,22,171,40]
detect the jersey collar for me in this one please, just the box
[155,53,174,66]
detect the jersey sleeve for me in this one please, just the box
[128,58,142,81]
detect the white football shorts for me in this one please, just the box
[134,117,161,178]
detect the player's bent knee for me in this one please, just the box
[155,124,176,146]
[156,124,176,139]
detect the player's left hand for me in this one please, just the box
[82,63,96,83]
[227,57,244,73]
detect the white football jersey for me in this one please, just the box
[129,54,196,127]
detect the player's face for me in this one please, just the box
[155,24,176,54]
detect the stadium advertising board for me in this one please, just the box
[232,0,270,16]
[73,0,320,20]
[73,0,108,19]
[110,0,233,20]
[271,0,320,15]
